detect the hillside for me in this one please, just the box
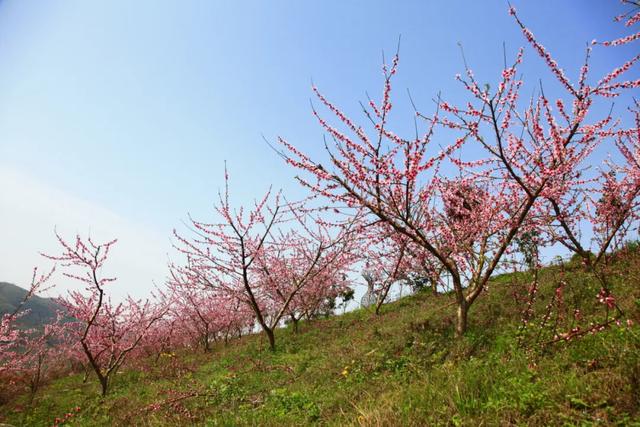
[1,252,640,426]
[0,282,60,329]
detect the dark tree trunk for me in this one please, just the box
[290,314,299,333]
[265,328,276,351]
[99,375,109,397]
[456,300,468,337]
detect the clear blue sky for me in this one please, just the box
[0,1,637,299]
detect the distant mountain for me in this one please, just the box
[0,282,61,328]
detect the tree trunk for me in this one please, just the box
[375,284,393,315]
[290,314,299,333]
[375,298,383,315]
[28,361,41,405]
[456,300,468,337]
[265,328,276,351]
[99,375,109,397]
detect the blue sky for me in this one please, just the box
[0,1,637,300]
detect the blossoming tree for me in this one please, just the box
[173,170,356,350]
[277,4,640,335]
[45,233,166,396]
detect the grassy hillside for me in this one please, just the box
[2,252,640,426]
[0,282,60,329]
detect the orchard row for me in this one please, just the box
[2,1,639,400]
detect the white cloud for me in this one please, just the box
[0,166,170,302]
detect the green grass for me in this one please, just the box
[2,252,640,426]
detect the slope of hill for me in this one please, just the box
[0,282,60,328]
[1,252,640,426]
